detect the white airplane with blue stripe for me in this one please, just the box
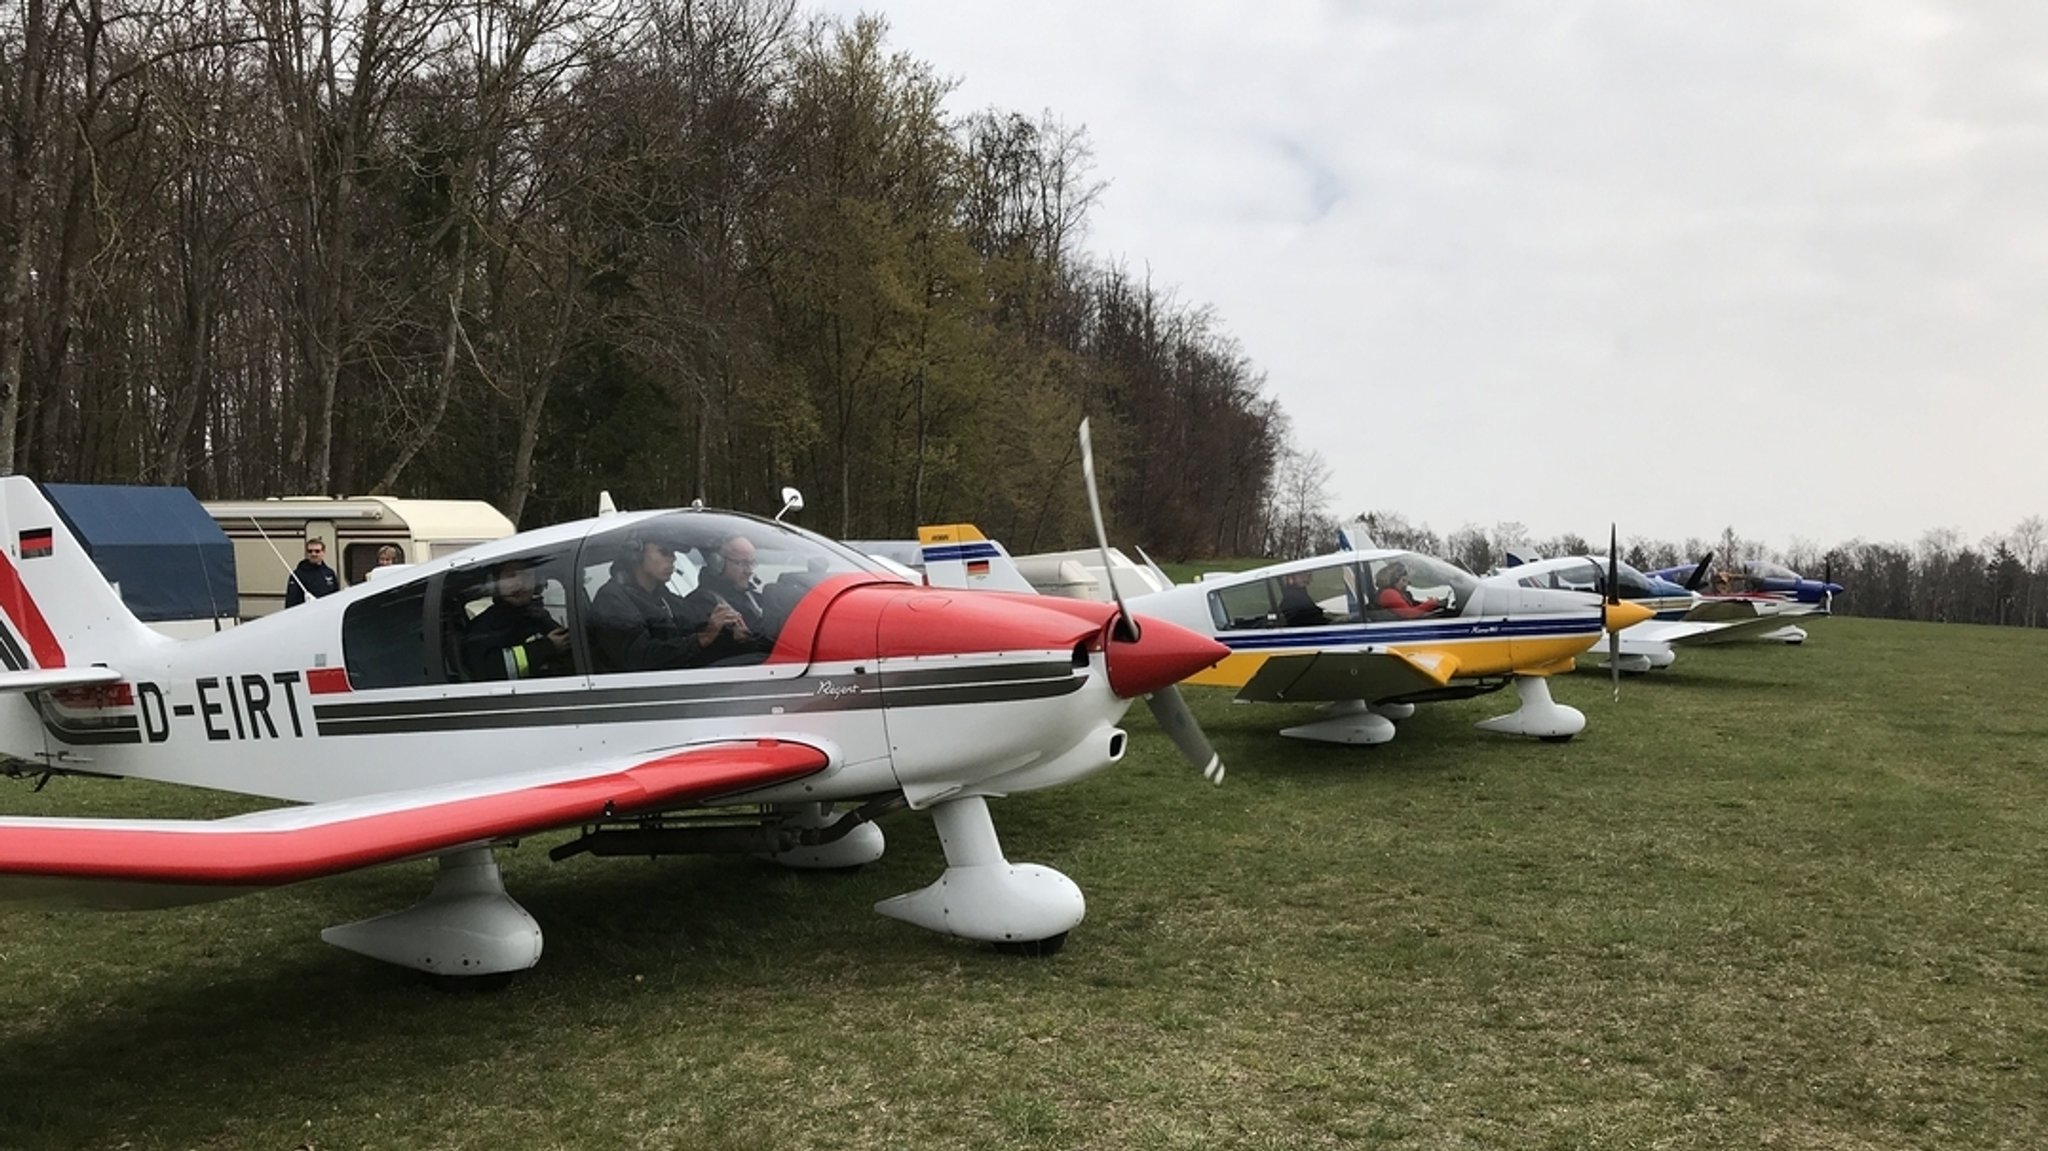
[1487,553,1816,671]
[921,526,1652,746]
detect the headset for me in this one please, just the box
[609,532,646,577]
[703,532,761,589]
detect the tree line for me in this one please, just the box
[1340,510,2048,629]
[0,0,1283,555]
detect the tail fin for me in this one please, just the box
[917,524,1038,594]
[0,477,164,675]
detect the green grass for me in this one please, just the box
[3,616,2046,1149]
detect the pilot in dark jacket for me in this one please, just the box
[590,537,727,672]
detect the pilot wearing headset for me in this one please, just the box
[679,532,776,664]
[589,533,724,671]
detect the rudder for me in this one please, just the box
[0,477,163,672]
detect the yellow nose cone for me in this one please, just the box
[1604,599,1655,631]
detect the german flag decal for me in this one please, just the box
[19,528,53,559]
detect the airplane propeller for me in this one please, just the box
[1681,552,1714,592]
[1606,525,1623,701]
[1079,419,1225,784]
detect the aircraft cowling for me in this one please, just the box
[801,583,1224,694]
[1101,618,1229,699]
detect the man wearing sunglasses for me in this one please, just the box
[283,538,341,608]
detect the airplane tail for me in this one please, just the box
[0,477,165,675]
[916,524,1039,595]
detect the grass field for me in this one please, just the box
[2,616,2045,1149]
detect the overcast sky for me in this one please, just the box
[814,0,2048,555]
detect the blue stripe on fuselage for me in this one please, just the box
[922,543,1004,562]
[1218,615,1601,651]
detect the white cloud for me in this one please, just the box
[821,0,2048,552]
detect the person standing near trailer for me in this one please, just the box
[284,538,341,607]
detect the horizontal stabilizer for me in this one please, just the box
[0,738,829,909]
[0,666,124,694]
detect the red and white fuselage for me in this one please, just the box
[0,480,1225,974]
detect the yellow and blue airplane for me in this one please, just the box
[918,526,1651,747]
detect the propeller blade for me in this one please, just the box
[1607,526,1619,603]
[1683,552,1714,592]
[1609,628,1621,701]
[1078,419,1226,783]
[1147,686,1224,784]
[1078,419,1138,642]
[1609,525,1622,702]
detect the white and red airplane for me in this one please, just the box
[0,474,1226,981]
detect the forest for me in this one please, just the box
[0,0,1281,555]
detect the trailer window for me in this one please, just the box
[343,542,405,586]
[342,582,431,689]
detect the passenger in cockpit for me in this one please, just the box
[678,532,776,664]
[463,560,571,681]
[1277,570,1331,627]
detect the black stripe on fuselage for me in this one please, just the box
[309,659,1086,737]
[0,619,29,672]
[30,703,142,745]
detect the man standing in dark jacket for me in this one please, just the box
[284,539,341,607]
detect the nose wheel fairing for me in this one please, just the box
[873,795,1085,948]
[1473,674,1585,740]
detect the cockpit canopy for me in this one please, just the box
[1205,551,1477,631]
[340,510,896,690]
[577,511,894,603]
[1514,556,1662,599]
[1741,559,1801,582]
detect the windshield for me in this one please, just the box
[1747,560,1800,581]
[578,511,891,603]
[575,512,892,671]
[1376,552,1479,602]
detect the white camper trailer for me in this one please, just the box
[203,496,517,619]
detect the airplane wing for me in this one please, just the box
[1637,613,1818,647]
[1234,649,1460,704]
[0,738,829,909]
